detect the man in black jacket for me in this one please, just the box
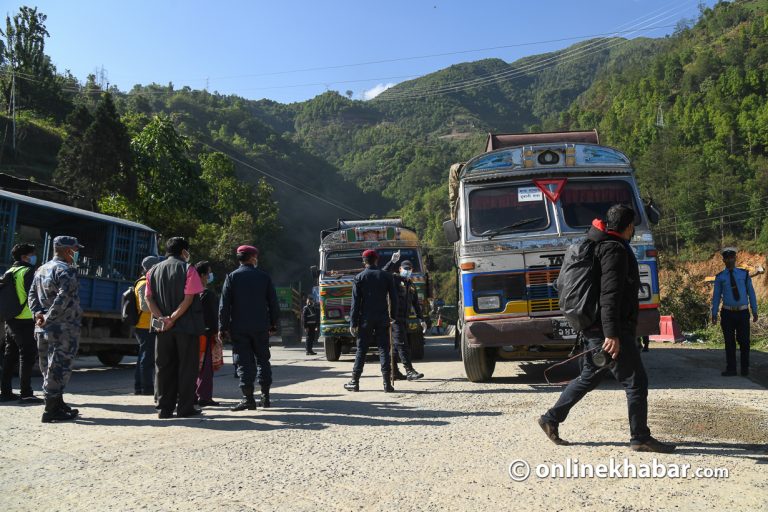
[345,249,398,392]
[302,297,318,356]
[538,204,675,453]
[219,245,279,411]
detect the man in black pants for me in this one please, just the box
[146,237,205,419]
[1,243,42,404]
[219,245,279,411]
[302,297,318,356]
[538,205,675,453]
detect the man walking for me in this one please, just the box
[28,236,83,423]
[219,245,279,411]
[382,252,426,381]
[538,205,675,453]
[145,237,205,419]
[302,297,319,356]
[345,249,398,393]
[1,243,43,404]
[712,247,757,377]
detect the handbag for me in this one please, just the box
[211,336,224,372]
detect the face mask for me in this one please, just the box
[28,255,37,266]
[71,250,80,267]
[207,272,214,284]
[400,269,412,279]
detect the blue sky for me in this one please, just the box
[8,0,716,104]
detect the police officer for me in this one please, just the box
[0,243,42,403]
[28,236,83,423]
[345,249,398,393]
[302,297,319,356]
[219,245,279,411]
[382,252,426,381]
[711,248,758,377]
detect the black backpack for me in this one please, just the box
[556,239,601,332]
[121,280,141,325]
[0,268,27,322]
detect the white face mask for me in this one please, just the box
[207,272,214,284]
[400,269,412,279]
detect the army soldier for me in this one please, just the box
[345,249,398,393]
[711,248,758,377]
[28,236,83,423]
[382,252,426,381]
[219,245,279,411]
[302,297,319,356]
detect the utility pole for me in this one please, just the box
[11,67,16,152]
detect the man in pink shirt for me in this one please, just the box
[145,237,206,418]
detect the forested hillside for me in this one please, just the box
[1,0,766,296]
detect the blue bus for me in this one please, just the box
[0,190,158,366]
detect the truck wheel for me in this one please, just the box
[409,332,425,360]
[97,352,124,367]
[324,337,341,361]
[461,329,495,382]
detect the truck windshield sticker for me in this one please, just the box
[517,187,543,202]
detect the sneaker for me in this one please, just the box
[306,351,317,356]
[406,369,424,381]
[537,416,570,446]
[344,379,359,392]
[230,398,257,411]
[18,395,44,404]
[630,437,676,453]
[721,370,737,377]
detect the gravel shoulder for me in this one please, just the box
[0,337,766,511]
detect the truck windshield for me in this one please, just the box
[325,248,421,274]
[468,185,549,237]
[560,180,640,228]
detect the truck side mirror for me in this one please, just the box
[310,265,319,280]
[443,220,459,244]
[643,199,661,225]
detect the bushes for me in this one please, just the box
[659,266,710,331]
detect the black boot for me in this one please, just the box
[41,396,77,423]
[60,398,79,415]
[231,386,257,411]
[259,386,271,408]
[344,375,360,392]
[405,367,424,381]
[393,366,407,381]
[383,376,394,393]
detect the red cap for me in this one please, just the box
[362,249,378,259]
[236,245,259,256]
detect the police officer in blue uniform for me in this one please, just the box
[345,249,398,393]
[711,248,758,377]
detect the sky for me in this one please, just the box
[8,0,718,104]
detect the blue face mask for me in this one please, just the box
[28,255,37,266]
[207,272,214,284]
[400,269,412,279]
[71,251,80,267]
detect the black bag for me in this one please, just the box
[121,284,140,325]
[556,239,601,332]
[0,268,26,322]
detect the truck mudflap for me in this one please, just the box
[465,309,661,348]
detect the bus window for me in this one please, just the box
[468,185,549,237]
[560,181,640,228]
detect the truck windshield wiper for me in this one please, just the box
[479,217,545,239]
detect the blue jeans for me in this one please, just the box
[134,328,155,393]
[542,332,651,444]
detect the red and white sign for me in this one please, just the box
[533,178,568,203]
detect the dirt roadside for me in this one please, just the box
[0,338,765,511]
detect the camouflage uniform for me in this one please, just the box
[28,257,82,399]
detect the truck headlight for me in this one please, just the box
[476,295,502,311]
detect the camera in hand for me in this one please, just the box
[591,349,616,370]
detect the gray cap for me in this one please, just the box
[721,247,737,256]
[53,236,84,249]
[141,255,161,271]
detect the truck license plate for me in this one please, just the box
[552,320,577,340]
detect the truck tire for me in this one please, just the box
[324,337,341,361]
[461,328,495,382]
[97,352,124,367]
[409,332,425,360]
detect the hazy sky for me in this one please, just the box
[8,0,716,104]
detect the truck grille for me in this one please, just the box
[527,269,560,314]
[325,297,353,307]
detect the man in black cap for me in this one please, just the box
[382,252,426,381]
[28,236,84,423]
[712,248,758,377]
[345,249,398,392]
[219,245,279,411]
[302,297,319,356]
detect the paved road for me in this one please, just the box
[0,337,766,511]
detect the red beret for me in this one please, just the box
[362,249,378,259]
[236,245,259,256]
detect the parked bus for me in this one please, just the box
[0,190,158,366]
[443,131,661,382]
